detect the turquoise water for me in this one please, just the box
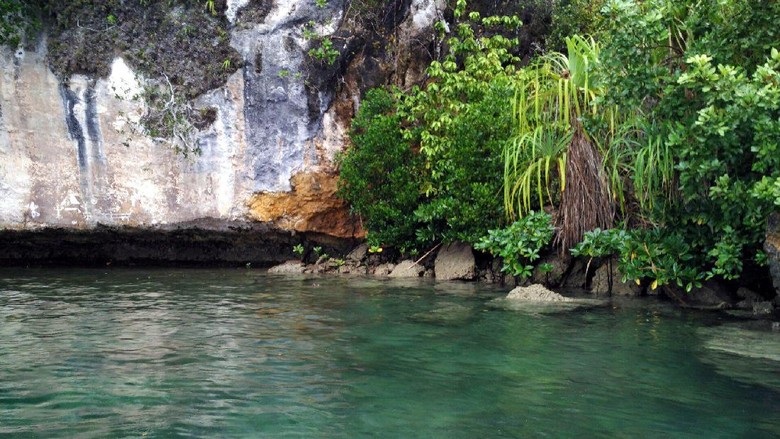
[0,269,778,438]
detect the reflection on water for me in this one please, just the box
[0,269,778,438]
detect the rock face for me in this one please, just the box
[530,254,570,287]
[248,171,363,238]
[0,0,451,261]
[590,262,642,297]
[677,281,734,309]
[434,242,476,281]
[766,212,780,297]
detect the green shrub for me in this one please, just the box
[598,0,780,281]
[475,211,554,279]
[338,2,523,251]
[337,88,425,251]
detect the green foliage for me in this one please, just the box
[504,35,609,220]
[339,4,524,250]
[572,228,704,292]
[293,244,305,257]
[599,0,780,281]
[205,0,216,16]
[547,0,607,51]
[337,88,425,250]
[475,212,555,279]
[308,37,339,65]
[315,0,328,8]
[0,0,40,48]
[139,76,202,157]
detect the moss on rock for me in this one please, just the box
[43,0,241,98]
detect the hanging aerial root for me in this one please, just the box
[555,122,614,254]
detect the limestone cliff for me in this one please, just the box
[0,0,449,244]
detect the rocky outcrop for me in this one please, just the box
[590,262,642,297]
[389,260,425,278]
[497,284,606,313]
[0,0,449,259]
[664,281,735,309]
[766,212,780,297]
[0,220,351,267]
[434,242,476,280]
[248,171,363,238]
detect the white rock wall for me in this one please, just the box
[0,0,443,231]
[0,45,253,229]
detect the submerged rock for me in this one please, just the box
[410,302,475,325]
[698,322,780,391]
[494,284,606,313]
[267,260,306,274]
[507,284,573,302]
[434,242,476,281]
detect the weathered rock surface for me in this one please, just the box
[591,263,642,297]
[346,243,369,264]
[561,259,588,290]
[0,0,452,258]
[434,242,476,281]
[388,260,425,278]
[0,220,335,267]
[373,263,395,277]
[531,254,570,287]
[248,171,363,238]
[766,212,780,297]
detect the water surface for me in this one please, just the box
[1,269,778,438]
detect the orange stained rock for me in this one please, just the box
[247,171,365,239]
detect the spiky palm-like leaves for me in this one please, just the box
[504,36,617,251]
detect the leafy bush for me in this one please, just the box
[572,228,704,292]
[599,0,780,281]
[546,0,607,52]
[339,2,522,251]
[475,211,554,278]
[337,88,425,251]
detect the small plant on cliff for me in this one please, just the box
[139,76,202,157]
[475,211,555,279]
[293,244,305,259]
[308,37,339,65]
[205,0,216,16]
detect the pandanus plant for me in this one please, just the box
[503,35,622,252]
